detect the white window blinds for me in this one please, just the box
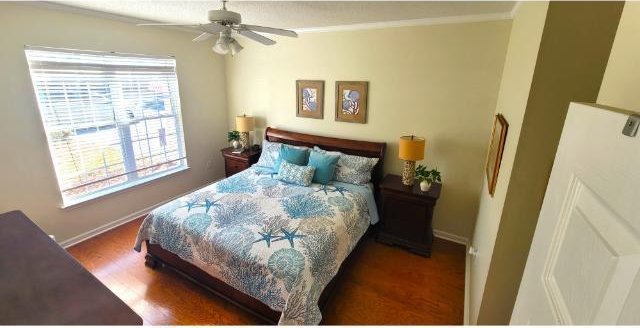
[25,47,188,205]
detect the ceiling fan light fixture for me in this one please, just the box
[139,0,297,54]
[213,29,232,55]
[229,39,243,56]
[213,38,230,55]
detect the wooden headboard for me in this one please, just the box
[265,127,386,187]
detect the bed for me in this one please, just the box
[134,127,386,324]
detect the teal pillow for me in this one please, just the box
[274,145,309,171]
[307,150,339,184]
[277,160,315,186]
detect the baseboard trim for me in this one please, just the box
[59,179,218,248]
[433,229,469,246]
[464,248,471,325]
[59,180,475,323]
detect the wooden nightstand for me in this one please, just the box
[377,174,442,257]
[220,147,261,177]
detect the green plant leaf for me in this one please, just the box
[227,130,240,142]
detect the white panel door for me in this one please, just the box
[511,103,640,325]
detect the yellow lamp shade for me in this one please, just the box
[399,135,426,161]
[235,115,255,132]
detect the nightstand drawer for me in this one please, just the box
[377,174,441,257]
[381,194,433,243]
[221,147,261,178]
[225,159,247,176]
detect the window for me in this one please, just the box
[25,47,188,206]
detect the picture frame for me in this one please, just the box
[296,80,324,119]
[335,81,368,124]
[485,114,508,196]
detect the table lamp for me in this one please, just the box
[399,135,426,186]
[235,114,255,151]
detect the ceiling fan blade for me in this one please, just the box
[237,29,276,46]
[192,32,213,42]
[198,23,227,34]
[239,24,298,38]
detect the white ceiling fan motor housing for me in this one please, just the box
[208,10,241,25]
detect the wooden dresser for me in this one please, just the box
[377,174,442,257]
[221,147,261,177]
[0,210,142,325]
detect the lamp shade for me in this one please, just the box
[399,135,426,161]
[235,115,255,132]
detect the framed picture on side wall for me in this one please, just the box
[335,81,368,124]
[485,114,508,196]
[296,80,324,119]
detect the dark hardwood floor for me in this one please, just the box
[67,217,466,325]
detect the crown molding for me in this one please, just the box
[294,11,514,34]
[510,1,522,18]
[18,1,199,35]
[19,1,517,36]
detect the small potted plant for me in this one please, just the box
[228,130,240,149]
[415,165,442,192]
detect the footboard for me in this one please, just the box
[144,229,369,324]
[145,241,280,323]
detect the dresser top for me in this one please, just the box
[380,174,442,200]
[0,210,142,325]
[221,147,261,160]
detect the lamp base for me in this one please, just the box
[239,132,250,150]
[402,160,416,186]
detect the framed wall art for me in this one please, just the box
[296,80,324,119]
[335,81,368,124]
[485,114,508,196]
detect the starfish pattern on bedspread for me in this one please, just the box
[314,184,349,196]
[183,200,199,212]
[254,229,278,248]
[274,228,306,248]
[134,168,372,325]
[181,198,221,213]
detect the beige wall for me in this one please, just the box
[598,2,640,114]
[473,1,623,324]
[468,2,549,323]
[225,21,512,239]
[0,3,228,243]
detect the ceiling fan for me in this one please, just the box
[137,0,298,56]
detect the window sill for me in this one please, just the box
[59,166,190,209]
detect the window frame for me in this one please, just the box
[25,46,190,208]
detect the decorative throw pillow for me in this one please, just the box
[277,160,315,186]
[254,140,282,172]
[307,150,340,185]
[274,144,309,171]
[314,146,379,185]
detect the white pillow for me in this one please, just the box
[277,160,316,186]
[254,140,282,171]
[314,146,379,185]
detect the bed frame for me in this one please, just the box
[144,127,386,324]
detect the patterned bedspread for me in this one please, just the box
[134,168,373,324]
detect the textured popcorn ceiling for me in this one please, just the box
[53,1,516,30]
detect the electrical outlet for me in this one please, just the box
[468,246,478,257]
